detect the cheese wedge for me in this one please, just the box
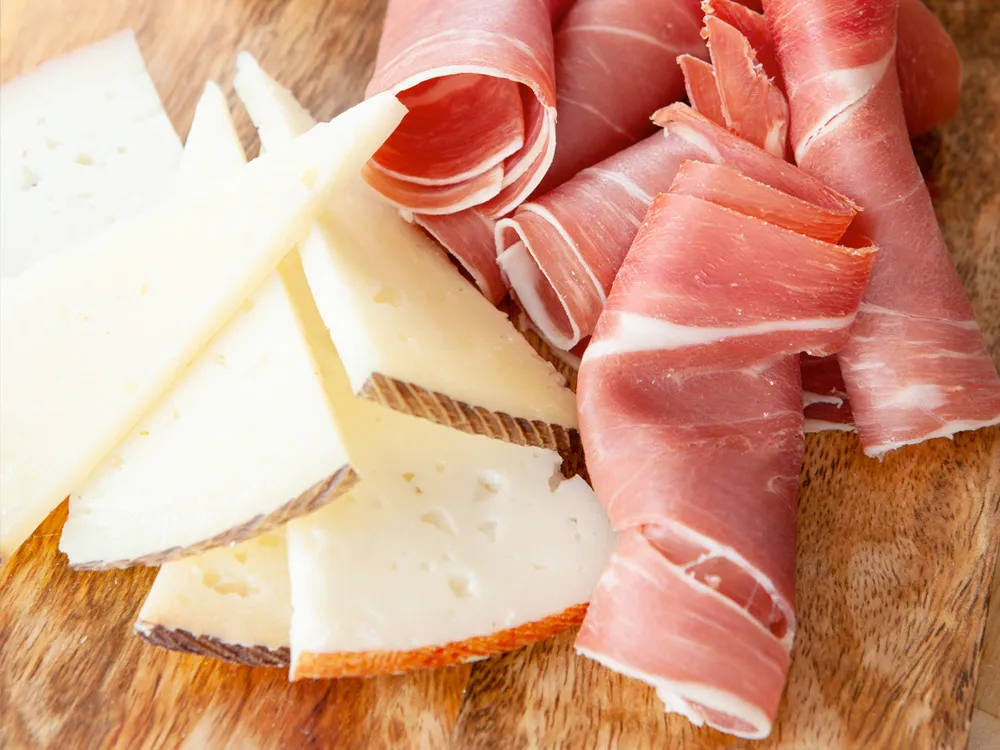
[234,55,581,462]
[286,397,614,679]
[0,91,406,564]
[0,30,182,278]
[59,84,357,568]
[136,531,291,666]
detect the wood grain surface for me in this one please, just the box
[1,1,998,748]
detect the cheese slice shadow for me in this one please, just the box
[233,54,582,473]
[0,84,406,565]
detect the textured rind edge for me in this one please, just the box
[135,622,290,668]
[359,375,587,481]
[69,466,360,571]
[501,297,580,393]
[291,602,588,680]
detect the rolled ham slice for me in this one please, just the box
[714,0,961,137]
[764,0,1000,456]
[497,104,857,350]
[365,0,557,219]
[536,0,706,194]
[576,162,875,739]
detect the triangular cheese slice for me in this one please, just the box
[0,30,182,278]
[286,398,613,679]
[234,55,581,468]
[0,89,406,564]
[58,83,362,568]
[136,530,291,667]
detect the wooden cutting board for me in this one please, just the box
[1,1,998,748]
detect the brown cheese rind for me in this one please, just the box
[70,465,359,571]
[359,375,586,480]
[136,622,290,668]
[291,603,588,680]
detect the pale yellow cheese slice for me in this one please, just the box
[234,54,579,453]
[0,90,406,563]
[59,83,357,568]
[286,399,613,679]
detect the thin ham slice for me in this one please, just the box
[717,0,961,138]
[536,0,706,194]
[896,0,962,137]
[679,55,725,125]
[764,0,1000,456]
[801,354,855,433]
[701,15,789,157]
[576,165,875,738]
[497,104,857,350]
[365,0,557,219]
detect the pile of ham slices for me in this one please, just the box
[360,0,1000,739]
[2,0,999,743]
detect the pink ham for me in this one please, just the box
[716,0,961,137]
[896,0,961,137]
[365,0,557,219]
[764,0,1000,455]
[678,55,725,125]
[536,0,706,194]
[576,166,875,738]
[497,104,857,350]
[801,354,855,433]
[700,15,789,157]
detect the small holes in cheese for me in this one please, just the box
[420,508,458,536]
[478,520,498,544]
[475,472,503,501]
[447,573,475,599]
[299,166,318,187]
[373,286,403,307]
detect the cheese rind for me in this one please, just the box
[234,55,578,434]
[0,92,406,563]
[136,531,291,656]
[286,400,613,676]
[59,84,358,566]
[0,30,182,278]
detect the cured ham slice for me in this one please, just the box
[498,104,857,350]
[678,55,724,126]
[716,0,961,137]
[698,15,789,157]
[765,0,1000,455]
[536,0,706,194]
[801,354,855,433]
[365,0,557,219]
[895,0,962,137]
[575,162,876,738]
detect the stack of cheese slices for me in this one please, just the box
[0,35,613,679]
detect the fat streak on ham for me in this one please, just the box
[764,0,1000,455]
[536,0,706,194]
[576,160,875,739]
[497,104,857,350]
[364,0,557,220]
